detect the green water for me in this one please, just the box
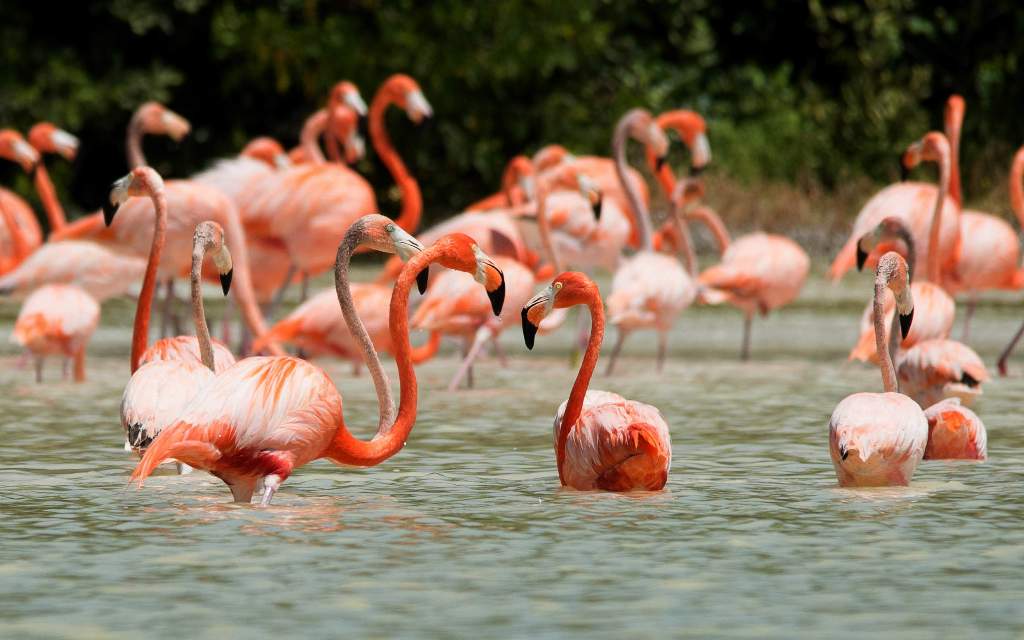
[1,270,1022,639]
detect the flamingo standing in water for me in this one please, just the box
[855,217,988,407]
[49,102,283,354]
[829,252,927,487]
[922,398,987,461]
[943,97,1024,338]
[996,146,1024,375]
[604,109,695,374]
[849,133,957,362]
[10,284,99,383]
[130,233,505,505]
[522,272,671,491]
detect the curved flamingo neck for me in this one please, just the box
[926,150,950,284]
[945,106,964,208]
[535,172,563,273]
[126,118,146,169]
[130,192,167,373]
[300,110,328,165]
[1010,148,1024,229]
[32,164,67,232]
[0,200,29,263]
[327,245,444,466]
[333,227,396,432]
[873,280,898,393]
[557,291,604,484]
[687,206,731,256]
[669,195,698,277]
[190,243,216,371]
[613,115,653,251]
[369,90,421,234]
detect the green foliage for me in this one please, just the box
[0,0,1022,223]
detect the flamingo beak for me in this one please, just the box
[416,268,429,295]
[594,196,603,221]
[689,164,705,177]
[472,245,505,316]
[856,244,868,271]
[220,269,233,296]
[521,309,539,350]
[521,289,553,350]
[406,90,434,124]
[486,269,505,316]
[899,160,909,182]
[104,175,131,226]
[899,309,914,339]
[51,129,79,160]
[655,155,667,171]
[344,90,368,117]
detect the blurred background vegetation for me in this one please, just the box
[1,0,1022,252]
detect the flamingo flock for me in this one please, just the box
[0,77,1005,503]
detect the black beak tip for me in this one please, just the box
[594,197,603,221]
[102,201,119,227]
[899,162,909,182]
[488,278,506,317]
[655,155,667,171]
[856,246,868,272]
[689,164,705,177]
[521,312,537,351]
[900,310,914,339]
[416,268,429,295]
[220,269,233,296]
[840,446,849,461]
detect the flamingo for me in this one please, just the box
[644,110,809,360]
[130,233,505,506]
[849,133,957,362]
[122,208,236,469]
[287,104,364,166]
[464,155,536,211]
[324,80,368,164]
[522,272,671,491]
[0,130,44,264]
[922,398,987,461]
[604,109,695,374]
[828,252,927,487]
[10,284,99,382]
[27,122,79,233]
[0,199,31,278]
[943,96,1024,337]
[50,102,283,355]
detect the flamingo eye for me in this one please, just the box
[385,223,395,233]
[554,282,563,290]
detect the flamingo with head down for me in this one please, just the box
[130,233,505,506]
[829,252,927,487]
[522,271,671,491]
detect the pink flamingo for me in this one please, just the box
[130,233,505,505]
[644,110,809,360]
[50,103,283,354]
[604,109,695,374]
[943,96,1024,337]
[0,130,44,264]
[849,133,957,362]
[11,284,99,382]
[828,252,927,487]
[522,272,671,491]
[27,122,80,233]
[922,399,987,461]
[324,80,368,164]
[465,155,536,211]
[122,209,236,469]
[0,199,31,277]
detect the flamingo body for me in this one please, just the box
[0,240,146,300]
[948,211,1023,293]
[897,339,988,408]
[828,392,928,487]
[0,188,42,271]
[11,284,99,381]
[698,233,809,314]
[849,282,954,362]
[607,252,695,331]
[922,398,987,461]
[554,389,671,491]
[121,358,216,452]
[139,336,236,373]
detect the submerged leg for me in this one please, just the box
[449,326,491,391]
[656,331,669,372]
[997,318,1024,376]
[604,329,628,376]
[961,294,977,341]
[227,477,258,504]
[740,313,753,361]
[220,298,235,344]
[72,348,86,383]
[34,357,43,383]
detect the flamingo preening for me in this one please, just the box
[522,272,672,491]
[828,252,927,487]
[130,232,505,505]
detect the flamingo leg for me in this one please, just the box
[265,264,297,321]
[227,477,258,504]
[997,318,1024,376]
[159,279,181,338]
[740,313,753,361]
[604,329,628,376]
[961,294,977,341]
[449,326,490,391]
[352,358,363,377]
[72,348,86,383]
[491,336,508,367]
[34,357,43,383]
[657,331,669,372]
[62,358,70,380]
[220,298,234,344]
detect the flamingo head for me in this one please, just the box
[901,131,950,179]
[354,214,426,290]
[241,137,290,169]
[327,105,365,164]
[622,109,669,169]
[876,251,914,339]
[944,95,965,135]
[430,234,505,315]
[383,74,433,124]
[577,173,603,221]
[532,144,574,173]
[501,155,535,203]
[0,129,40,173]
[194,221,233,295]
[105,166,165,226]
[521,271,597,350]
[330,80,367,117]
[856,217,913,277]
[28,122,79,161]
[133,102,191,141]
[655,109,711,174]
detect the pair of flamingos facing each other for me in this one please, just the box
[118,165,671,501]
